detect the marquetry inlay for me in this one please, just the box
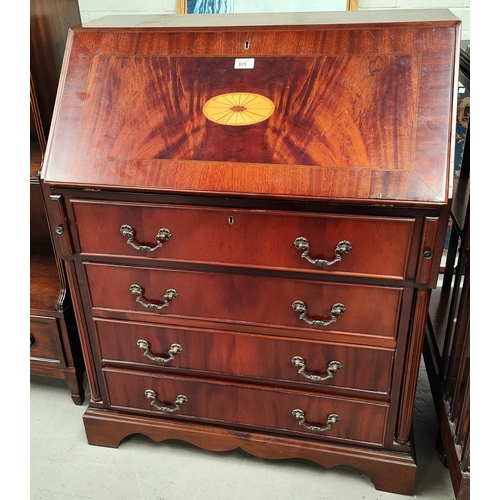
[203,92,275,126]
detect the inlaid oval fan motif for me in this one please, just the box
[203,92,275,126]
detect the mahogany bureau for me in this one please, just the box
[40,10,461,495]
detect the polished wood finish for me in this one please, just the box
[83,407,416,495]
[43,11,460,204]
[30,0,82,139]
[71,199,415,280]
[77,55,417,169]
[84,262,403,340]
[104,368,389,446]
[30,315,61,361]
[30,0,84,404]
[423,49,470,500]
[95,318,395,396]
[65,260,102,403]
[41,11,459,495]
[396,288,431,445]
[30,254,62,311]
[30,254,84,404]
[30,71,46,160]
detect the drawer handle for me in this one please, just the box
[144,390,188,413]
[291,356,342,381]
[292,300,346,327]
[120,224,171,252]
[130,284,178,310]
[137,340,182,364]
[30,334,35,346]
[294,237,352,268]
[291,409,340,432]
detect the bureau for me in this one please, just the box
[40,10,460,496]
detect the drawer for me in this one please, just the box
[71,199,415,280]
[85,263,404,340]
[30,316,62,362]
[95,319,395,395]
[104,368,389,446]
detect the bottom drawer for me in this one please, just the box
[103,368,389,447]
[30,316,61,362]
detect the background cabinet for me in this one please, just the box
[30,0,84,404]
[423,48,470,500]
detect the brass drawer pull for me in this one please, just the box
[292,300,346,327]
[291,409,340,432]
[144,390,188,413]
[137,340,182,364]
[294,237,352,268]
[120,224,171,252]
[130,284,178,310]
[291,356,342,381]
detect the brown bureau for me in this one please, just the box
[40,10,460,495]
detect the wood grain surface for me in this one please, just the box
[70,198,416,280]
[95,318,395,396]
[39,13,460,494]
[103,368,390,446]
[42,17,460,203]
[83,262,403,339]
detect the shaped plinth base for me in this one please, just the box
[83,408,416,496]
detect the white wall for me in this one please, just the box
[78,0,470,40]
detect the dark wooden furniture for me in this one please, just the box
[423,49,470,500]
[40,10,461,495]
[30,0,85,404]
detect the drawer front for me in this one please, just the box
[104,368,389,446]
[30,316,61,362]
[95,319,395,395]
[85,263,403,339]
[71,199,415,279]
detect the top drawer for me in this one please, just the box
[70,199,415,280]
